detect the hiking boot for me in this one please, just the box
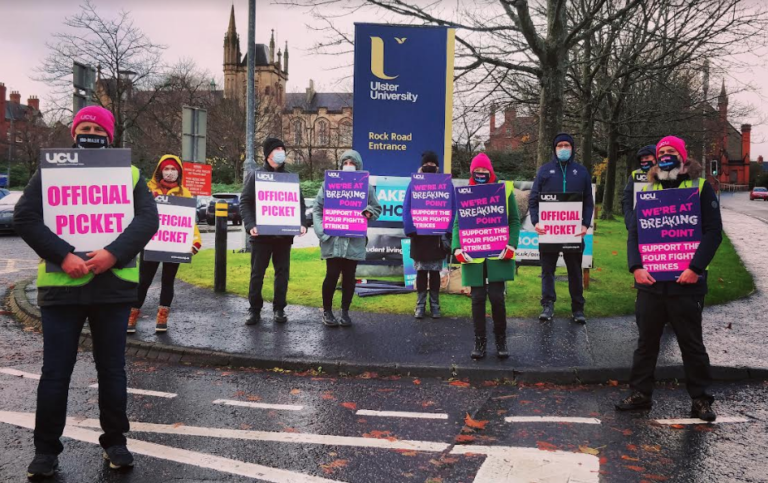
[274,309,288,324]
[26,454,58,479]
[539,303,554,322]
[245,310,261,326]
[155,306,169,333]
[127,308,140,334]
[615,392,653,411]
[103,445,134,470]
[429,289,441,319]
[572,310,587,324]
[323,310,339,327]
[414,292,427,319]
[471,336,487,360]
[691,398,716,422]
[339,309,353,327]
[495,335,510,359]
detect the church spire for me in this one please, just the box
[270,29,275,64]
[284,41,289,75]
[718,79,728,107]
[227,5,236,35]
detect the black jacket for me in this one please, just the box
[14,167,159,306]
[240,162,309,245]
[621,145,656,228]
[627,176,722,295]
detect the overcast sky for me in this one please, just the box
[1,0,766,159]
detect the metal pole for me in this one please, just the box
[7,117,12,187]
[242,0,257,252]
[214,201,228,293]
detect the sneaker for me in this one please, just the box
[103,445,134,470]
[155,306,169,333]
[274,309,288,324]
[572,310,587,324]
[539,303,554,322]
[339,310,353,327]
[691,398,716,422]
[26,454,58,479]
[323,310,339,327]
[615,391,653,411]
[127,308,140,334]
[245,310,261,326]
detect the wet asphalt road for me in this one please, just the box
[721,192,768,223]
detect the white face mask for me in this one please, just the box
[163,168,179,182]
[342,164,357,172]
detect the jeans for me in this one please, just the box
[540,246,585,311]
[35,304,131,454]
[416,270,440,292]
[322,258,358,311]
[136,258,180,308]
[471,282,507,338]
[249,240,291,312]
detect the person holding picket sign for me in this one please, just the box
[452,153,520,359]
[616,136,722,421]
[313,150,381,327]
[621,145,656,228]
[402,151,455,319]
[14,106,159,477]
[128,155,202,334]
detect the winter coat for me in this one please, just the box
[240,161,309,245]
[627,161,722,295]
[621,145,656,228]
[529,159,594,227]
[452,180,521,286]
[14,152,159,306]
[402,175,456,262]
[312,150,382,261]
[147,155,201,251]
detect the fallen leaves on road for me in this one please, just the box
[607,380,619,387]
[413,379,421,385]
[670,424,685,429]
[322,392,336,401]
[621,455,640,461]
[394,449,418,456]
[579,446,600,456]
[171,422,184,428]
[290,389,301,395]
[246,395,261,402]
[537,441,558,452]
[641,444,662,453]
[319,459,348,474]
[464,413,488,430]
[449,380,471,388]
[239,423,252,430]
[625,465,646,472]
[363,430,397,441]
[454,434,475,444]
[341,402,357,410]
[642,474,670,481]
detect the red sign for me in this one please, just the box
[182,162,212,196]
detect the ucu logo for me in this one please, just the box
[81,114,97,122]
[635,174,648,182]
[45,152,79,164]
[413,174,425,180]
[541,195,558,201]
[155,195,169,203]
[639,193,657,201]
[457,187,471,195]
[328,172,341,178]
[256,173,274,181]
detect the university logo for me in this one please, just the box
[634,173,648,182]
[370,36,399,80]
[328,171,341,178]
[457,187,472,195]
[413,174,425,180]
[155,195,170,204]
[81,114,97,122]
[45,152,79,164]
[540,194,558,201]
[639,192,658,201]
[256,173,274,181]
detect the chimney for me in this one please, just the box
[758,155,764,165]
[10,90,21,104]
[27,95,40,111]
[741,124,751,163]
[504,106,516,126]
[305,79,315,105]
[490,103,496,133]
[0,83,6,122]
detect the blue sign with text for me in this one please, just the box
[353,23,455,177]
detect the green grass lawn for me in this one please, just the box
[178,217,754,318]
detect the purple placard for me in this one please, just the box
[410,173,453,235]
[322,170,370,238]
[636,187,702,282]
[455,183,509,258]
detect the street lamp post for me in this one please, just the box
[242,0,257,252]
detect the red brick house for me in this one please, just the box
[0,82,43,159]
[485,105,537,152]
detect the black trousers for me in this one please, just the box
[135,258,180,308]
[471,281,507,338]
[416,270,440,292]
[322,258,358,311]
[629,290,713,400]
[540,247,585,311]
[249,240,291,312]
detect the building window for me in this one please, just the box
[317,120,329,146]
[293,119,303,146]
[339,119,352,146]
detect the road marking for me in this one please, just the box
[451,445,599,483]
[654,416,750,425]
[0,411,341,483]
[504,416,601,425]
[90,384,176,399]
[0,368,40,380]
[356,409,449,420]
[0,259,38,274]
[213,399,303,411]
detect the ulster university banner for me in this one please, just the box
[352,24,455,177]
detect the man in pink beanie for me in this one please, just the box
[71,105,116,148]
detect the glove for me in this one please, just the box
[192,242,201,255]
[455,250,474,264]
[497,245,515,260]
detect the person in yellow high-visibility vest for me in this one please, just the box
[13,106,159,477]
[616,136,722,422]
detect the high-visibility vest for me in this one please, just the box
[465,181,515,264]
[643,177,705,193]
[36,166,141,287]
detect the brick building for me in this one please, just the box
[0,83,43,160]
[485,105,537,152]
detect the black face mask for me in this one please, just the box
[658,154,681,172]
[472,172,490,184]
[640,159,655,171]
[421,165,438,173]
[75,134,109,149]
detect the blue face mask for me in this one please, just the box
[556,148,571,162]
[272,151,286,165]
